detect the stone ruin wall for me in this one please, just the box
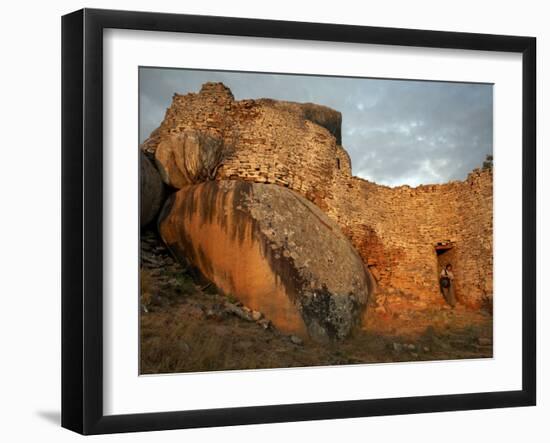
[453,170,493,306]
[144,82,493,310]
[142,83,349,210]
[324,170,493,309]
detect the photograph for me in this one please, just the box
[1,1,543,440]
[138,67,494,374]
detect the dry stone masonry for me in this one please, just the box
[326,170,493,310]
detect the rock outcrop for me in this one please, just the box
[141,81,492,322]
[140,151,164,227]
[158,180,372,342]
[142,82,493,309]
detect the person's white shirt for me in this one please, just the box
[440,268,454,280]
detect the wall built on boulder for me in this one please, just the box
[142,82,348,212]
[142,82,493,312]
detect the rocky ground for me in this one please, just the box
[140,229,493,374]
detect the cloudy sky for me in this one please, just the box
[140,67,493,187]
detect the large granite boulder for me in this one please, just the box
[140,151,164,227]
[158,180,372,342]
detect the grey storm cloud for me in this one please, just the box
[139,67,493,187]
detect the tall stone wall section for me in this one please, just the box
[143,82,493,309]
[142,82,349,212]
[453,170,493,305]
[324,170,493,308]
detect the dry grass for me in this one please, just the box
[140,304,288,374]
[140,296,493,374]
[140,268,154,309]
[141,313,228,373]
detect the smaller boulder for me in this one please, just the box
[140,151,164,227]
[154,129,230,188]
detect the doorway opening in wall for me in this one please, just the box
[435,241,457,304]
[435,241,455,272]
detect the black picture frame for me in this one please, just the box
[61,8,537,435]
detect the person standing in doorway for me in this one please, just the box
[439,264,457,307]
